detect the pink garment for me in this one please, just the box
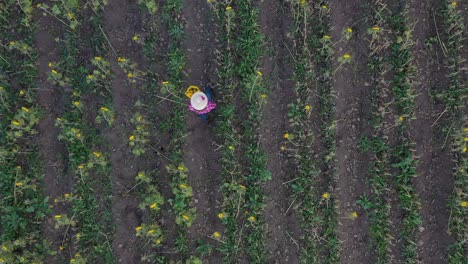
[189,101,217,114]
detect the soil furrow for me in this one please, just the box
[408,0,455,262]
[330,0,374,262]
[103,2,148,262]
[34,9,72,263]
[258,1,301,263]
[181,1,224,261]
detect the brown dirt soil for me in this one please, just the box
[330,0,375,262]
[102,2,152,263]
[181,0,224,262]
[34,7,73,263]
[257,1,302,263]
[408,0,456,263]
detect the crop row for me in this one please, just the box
[0,3,50,263]
[440,1,467,263]
[41,1,114,262]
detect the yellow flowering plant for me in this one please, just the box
[95,105,115,126]
[129,112,150,156]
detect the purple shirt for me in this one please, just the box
[189,101,217,114]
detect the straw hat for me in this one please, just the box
[191,92,208,110]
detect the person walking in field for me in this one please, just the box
[186,84,216,122]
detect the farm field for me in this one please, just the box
[0,0,467,263]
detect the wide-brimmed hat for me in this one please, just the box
[191,92,208,110]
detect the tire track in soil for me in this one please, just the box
[181,0,224,262]
[408,0,455,262]
[329,0,375,262]
[34,9,72,263]
[257,1,301,263]
[102,2,149,263]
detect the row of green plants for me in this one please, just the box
[0,2,51,263]
[285,1,340,262]
[160,1,199,262]
[356,1,393,263]
[439,1,467,262]
[207,2,249,263]
[388,6,421,263]
[45,2,115,262]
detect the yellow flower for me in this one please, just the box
[240,185,246,189]
[51,69,58,74]
[73,101,80,107]
[93,151,101,158]
[178,165,185,171]
[463,128,468,132]
[59,246,64,250]
[129,135,135,141]
[48,62,53,67]
[67,12,74,20]
[138,171,145,177]
[64,193,70,198]
[257,71,262,76]
[36,3,42,8]
[21,106,29,112]
[150,203,157,209]
[76,133,82,139]
[87,74,94,79]
[451,1,456,6]
[162,81,169,85]
[12,120,20,126]
[156,239,161,244]
[321,5,327,9]
[147,229,155,234]
[284,133,290,139]
[460,201,467,207]
[226,6,232,11]
[280,146,286,151]
[324,35,331,39]
[179,184,188,189]
[343,54,351,59]
[347,27,353,33]
[322,192,330,199]
[351,211,358,219]
[248,216,256,222]
[100,106,109,112]
[399,116,404,122]
[372,26,381,31]
[1,245,7,251]
[16,182,24,187]
[70,259,76,263]
[305,105,311,111]
[117,57,126,62]
[137,115,142,122]
[228,145,235,150]
[95,56,102,61]
[218,213,224,219]
[463,147,467,153]
[261,94,267,98]
[9,41,16,45]
[135,226,142,231]
[19,90,25,95]
[182,215,190,221]
[127,72,134,78]
[54,215,62,219]
[78,164,84,170]
[133,35,139,41]
[213,232,221,238]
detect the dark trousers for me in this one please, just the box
[199,85,213,122]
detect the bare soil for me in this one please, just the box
[408,0,456,263]
[330,0,375,262]
[257,1,302,263]
[181,1,224,262]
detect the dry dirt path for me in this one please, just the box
[34,6,71,263]
[408,0,455,262]
[329,0,374,262]
[103,2,150,262]
[257,1,301,263]
[181,0,224,262]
